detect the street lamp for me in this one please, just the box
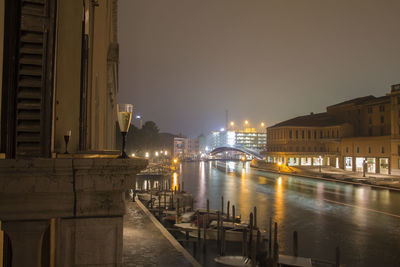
[278,161,282,173]
[145,152,149,158]
[117,104,133,158]
[136,115,143,129]
[319,156,322,173]
[363,159,367,177]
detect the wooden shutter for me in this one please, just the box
[2,0,56,158]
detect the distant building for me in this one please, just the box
[173,136,200,159]
[205,128,266,151]
[266,84,400,175]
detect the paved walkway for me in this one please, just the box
[123,200,197,267]
[252,160,400,190]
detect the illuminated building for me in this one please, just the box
[266,84,400,175]
[205,127,266,151]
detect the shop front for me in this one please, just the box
[379,158,389,174]
[301,157,312,166]
[344,157,352,171]
[288,157,299,166]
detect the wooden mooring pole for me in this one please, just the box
[336,246,340,267]
[248,213,253,258]
[293,231,298,257]
[242,228,248,257]
[221,196,224,215]
[227,201,230,221]
[232,205,235,223]
[273,222,279,266]
[254,206,257,228]
[268,217,272,258]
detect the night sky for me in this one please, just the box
[118,0,400,137]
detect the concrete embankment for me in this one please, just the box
[123,199,201,267]
[250,159,400,192]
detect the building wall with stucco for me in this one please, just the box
[266,84,400,175]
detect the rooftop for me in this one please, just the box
[269,112,344,128]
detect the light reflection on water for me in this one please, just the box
[174,161,400,267]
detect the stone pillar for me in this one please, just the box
[352,157,356,172]
[58,217,122,267]
[0,157,147,267]
[1,220,49,267]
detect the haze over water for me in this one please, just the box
[175,161,400,267]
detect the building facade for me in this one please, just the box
[173,136,200,160]
[266,84,400,175]
[0,1,147,266]
[205,128,267,152]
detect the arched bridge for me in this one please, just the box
[209,146,263,160]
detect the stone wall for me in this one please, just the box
[0,157,147,267]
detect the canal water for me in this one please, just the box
[171,161,400,267]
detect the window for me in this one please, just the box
[337,147,339,152]
[368,117,372,124]
[308,130,311,139]
[398,145,400,156]
[398,96,400,104]
[289,130,292,139]
[302,130,304,139]
[381,147,385,154]
[332,130,334,138]
[346,147,349,153]
[296,130,298,139]
[369,127,372,136]
[336,130,339,137]
[368,147,371,153]
[327,131,330,138]
[380,116,384,124]
[356,147,359,153]
[314,130,317,139]
[398,110,400,118]
[357,109,361,115]
[381,127,385,136]
[368,107,373,113]
[320,131,323,138]
[379,105,385,112]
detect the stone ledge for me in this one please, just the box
[0,158,148,221]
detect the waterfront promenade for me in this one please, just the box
[123,199,200,267]
[251,159,400,190]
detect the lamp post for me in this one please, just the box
[278,161,282,173]
[363,159,367,177]
[319,156,322,173]
[117,104,133,158]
